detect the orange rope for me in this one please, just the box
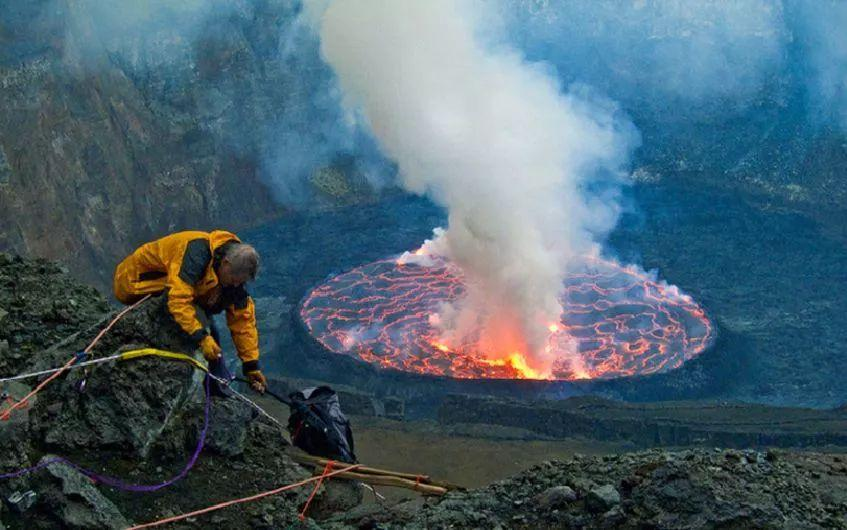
[299,460,335,521]
[0,395,25,421]
[82,294,151,353]
[127,463,360,529]
[0,295,150,421]
[0,356,76,421]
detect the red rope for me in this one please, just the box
[128,463,360,529]
[0,396,20,421]
[0,295,150,421]
[81,294,151,353]
[299,460,335,521]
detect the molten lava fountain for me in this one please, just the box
[301,250,713,381]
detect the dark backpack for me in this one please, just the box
[286,386,357,464]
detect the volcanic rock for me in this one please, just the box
[360,449,847,529]
[585,484,620,513]
[31,295,204,458]
[438,393,847,448]
[0,6,282,289]
[0,381,33,485]
[307,480,364,521]
[0,253,108,378]
[534,485,577,510]
[206,395,255,457]
[39,456,129,530]
[0,254,316,528]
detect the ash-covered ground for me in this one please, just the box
[245,177,847,409]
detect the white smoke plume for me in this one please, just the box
[499,0,788,106]
[316,0,636,374]
[790,0,847,130]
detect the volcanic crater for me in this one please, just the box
[300,252,714,382]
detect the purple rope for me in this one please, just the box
[0,375,211,492]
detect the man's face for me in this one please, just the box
[218,260,250,287]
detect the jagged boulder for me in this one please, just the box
[38,456,129,530]
[206,395,256,457]
[585,484,620,513]
[533,485,577,510]
[30,295,205,459]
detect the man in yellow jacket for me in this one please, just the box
[113,230,267,393]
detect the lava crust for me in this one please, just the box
[301,255,713,380]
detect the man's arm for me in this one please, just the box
[165,273,207,343]
[226,295,265,392]
[225,295,260,369]
[164,238,219,360]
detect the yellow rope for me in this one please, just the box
[118,348,209,374]
[116,348,286,430]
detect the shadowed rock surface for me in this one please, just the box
[0,1,283,287]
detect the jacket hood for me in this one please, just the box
[209,230,241,251]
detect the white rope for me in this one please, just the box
[0,354,123,384]
[361,483,387,501]
[0,350,288,434]
[0,296,151,387]
[205,373,288,432]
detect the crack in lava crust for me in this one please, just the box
[300,255,713,380]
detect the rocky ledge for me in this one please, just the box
[439,393,847,449]
[0,253,331,529]
[332,448,847,529]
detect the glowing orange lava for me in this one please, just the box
[300,254,714,380]
[478,352,545,379]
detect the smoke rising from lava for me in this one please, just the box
[317,0,636,374]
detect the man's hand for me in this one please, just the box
[199,335,222,362]
[246,370,267,394]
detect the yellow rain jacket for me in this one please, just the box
[113,230,260,371]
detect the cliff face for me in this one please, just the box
[0,0,302,287]
[2,0,845,290]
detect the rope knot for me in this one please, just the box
[299,460,337,521]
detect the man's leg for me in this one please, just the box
[113,256,141,304]
[113,255,167,304]
[206,313,233,397]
